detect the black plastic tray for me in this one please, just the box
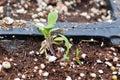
[0,0,120,44]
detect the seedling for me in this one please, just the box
[36,12,71,58]
[59,34,71,60]
[75,48,82,65]
[36,12,58,55]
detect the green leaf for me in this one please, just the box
[75,58,82,65]
[63,54,69,60]
[50,28,60,32]
[52,41,63,45]
[54,37,64,41]
[58,34,71,60]
[37,25,44,32]
[45,24,54,29]
[59,34,71,49]
[76,48,80,57]
[48,12,58,25]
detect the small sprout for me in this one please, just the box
[112,75,117,80]
[36,12,58,55]
[58,34,71,60]
[36,12,71,61]
[2,61,11,69]
[75,48,82,65]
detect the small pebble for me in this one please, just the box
[0,64,2,72]
[116,64,120,67]
[29,50,34,55]
[40,18,46,22]
[113,53,117,56]
[14,78,21,80]
[36,51,40,55]
[110,47,115,51]
[80,73,85,77]
[34,58,38,62]
[81,53,86,59]
[112,71,117,75]
[98,70,103,74]
[66,76,72,80]
[36,8,42,12]
[100,42,104,46]
[38,69,43,75]
[47,5,53,10]
[42,71,49,77]
[90,73,96,78]
[2,61,11,69]
[33,19,40,22]
[113,57,118,62]
[57,47,65,53]
[32,14,38,19]
[38,12,44,16]
[34,66,39,70]
[59,62,67,67]
[3,17,14,25]
[16,8,26,14]
[105,61,112,67]
[80,12,88,17]
[100,1,106,6]
[118,68,120,75]
[40,64,45,69]
[86,15,91,19]
[47,55,57,62]
[97,59,102,63]
[0,6,4,13]
[22,74,26,79]
[9,58,13,61]
[91,7,99,14]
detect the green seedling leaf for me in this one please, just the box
[76,48,79,57]
[35,12,59,56]
[48,12,58,25]
[52,41,63,45]
[35,23,45,31]
[58,34,71,60]
[45,24,54,29]
[63,54,69,60]
[75,49,82,65]
[50,28,60,32]
[54,37,64,41]
[59,34,71,49]
[37,26,44,31]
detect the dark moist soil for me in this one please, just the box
[1,0,111,23]
[0,37,120,80]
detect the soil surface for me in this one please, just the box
[0,0,112,23]
[0,36,120,80]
